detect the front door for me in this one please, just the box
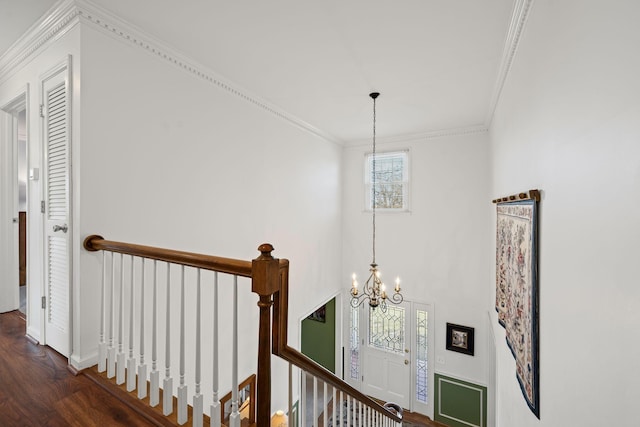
[361,302,411,408]
[347,299,434,416]
[41,59,71,357]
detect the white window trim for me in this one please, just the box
[364,149,411,213]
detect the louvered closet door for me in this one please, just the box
[42,64,70,357]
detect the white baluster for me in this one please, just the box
[339,391,344,425]
[193,269,203,427]
[163,262,173,416]
[177,266,187,425]
[150,260,160,406]
[300,372,307,427]
[210,272,220,427]
[352,397,356,427]
[116,253,125,384]
[332,387,337,426]
[313,376,318,427]
[107,253,116,378]
[354,396,358,427]
[138,258,147,399]
[127,255,136,392]
[323,381,328,427]
[228,275,240,427]
[98,251,106,372]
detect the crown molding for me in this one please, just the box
[0,0,341,145]
[0,0,80,84]
[344,124,489,148]
[485,0,535,126]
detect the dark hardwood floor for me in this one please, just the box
[0,310,448,426]
[0,310,155,426]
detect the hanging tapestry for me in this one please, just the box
[496,198,539,418]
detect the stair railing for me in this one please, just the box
[266,248,403,426]
[83,235,401,426]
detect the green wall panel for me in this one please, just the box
[301,298,335,373]
[434,373,487,427]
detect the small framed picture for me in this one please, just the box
[446,323,475,356]
[306,304,326,323]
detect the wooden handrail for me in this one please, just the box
[83,235,253,277]
[271,261,402,423]
[83,234,400,424]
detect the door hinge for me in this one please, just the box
[41,296,46,309]
[39,104,44,118]
[41,201,45,214]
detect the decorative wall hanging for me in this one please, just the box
[493,189,540,418]
[445,323,475,356]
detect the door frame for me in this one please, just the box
[344,294,435,417]
[0,88,29,315]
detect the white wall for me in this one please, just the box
[74,22,343,411]
[342,131,492,407]
[489,1,640,425]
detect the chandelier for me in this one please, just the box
[350,92,403,311]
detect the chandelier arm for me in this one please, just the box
[350,295,367,309]
[388,292,404,305]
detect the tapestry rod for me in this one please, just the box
[492,189,541,204]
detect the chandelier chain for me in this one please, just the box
[372,94,377,265]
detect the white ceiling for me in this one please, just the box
[0,0,516,143]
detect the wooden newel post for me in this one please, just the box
[252,243,280,426]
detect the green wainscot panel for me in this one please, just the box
[434,373,487,427]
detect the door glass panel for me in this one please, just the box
[368,305,405,354]
[416,309,428,403]
[349,305,359,380]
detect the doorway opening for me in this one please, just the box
[17,109,27,316]
[0,92,28,321]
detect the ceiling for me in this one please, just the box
[0,0,516,143]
